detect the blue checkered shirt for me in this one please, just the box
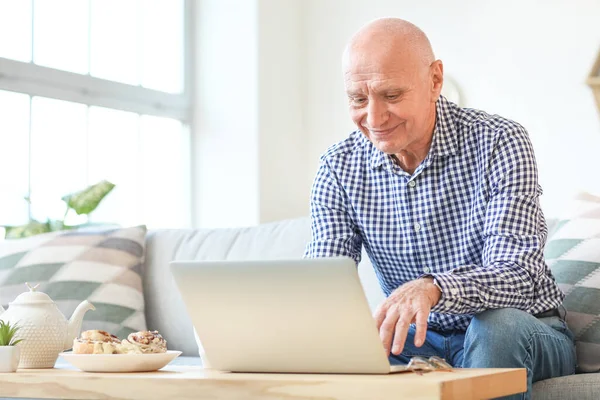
[304,96,564,331]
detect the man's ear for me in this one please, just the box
[430,60,444,102]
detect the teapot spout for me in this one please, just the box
[65,300,96,350]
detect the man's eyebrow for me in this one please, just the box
[346,87,409,97]
[376,86,409,95]
[346,90,366,97]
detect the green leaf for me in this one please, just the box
[61,180,115,215]
[48,219,66,232]
[4,220,52,239]
[0,320,23,346]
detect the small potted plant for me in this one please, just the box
[0,320,23,372]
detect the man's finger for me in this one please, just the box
[373,303,388,330]
[414,309,429,347]
[391,313,412,355]
[379,310,399,354]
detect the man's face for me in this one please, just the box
[344,52,442,155]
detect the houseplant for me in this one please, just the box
[3,180,115,239]
[0,320,23,372]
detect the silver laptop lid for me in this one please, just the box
[170,257,393,374]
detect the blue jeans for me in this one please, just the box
[389,308,577,399]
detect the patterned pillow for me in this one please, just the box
[0,226,147,340]
[545,192,600,373]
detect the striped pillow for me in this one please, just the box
[0,226,147,339]
[545,192,600,373]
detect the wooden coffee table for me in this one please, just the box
[0,358,526,400]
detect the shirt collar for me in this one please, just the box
[428,95,458,157]
[369,144,389,170]
[368,95,458,170]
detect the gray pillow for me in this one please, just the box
[0,226,148,339]
[545,192,600,373]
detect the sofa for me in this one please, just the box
[5,216,597,400]
[141,216,599,399]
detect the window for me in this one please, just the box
[0,0,191,229]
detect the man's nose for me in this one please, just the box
[366,99,389,129]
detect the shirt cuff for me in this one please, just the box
[425,273,467,314]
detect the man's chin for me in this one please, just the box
[362,132,404,155]
[372,140,401,155]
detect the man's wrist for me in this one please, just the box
[421,276,442,307]
[431,278,443,294]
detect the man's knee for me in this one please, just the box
[463,308,534,368]
[470,307,531,330]
[465,308,533,348]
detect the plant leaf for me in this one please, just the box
[4,220,51,239]
[48,219,65,232]
[0,320,22,346]
[61,180,115,215]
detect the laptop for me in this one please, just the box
[169,257,409,374]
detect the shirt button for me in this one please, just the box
[450,288,459,296]
[414,222,421,232]
[408,181,416,188]
[423,266,431,273]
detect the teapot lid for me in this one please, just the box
[10,283,54,305]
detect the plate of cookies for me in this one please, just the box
[60,330,182,372]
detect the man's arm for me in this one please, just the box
[429,124,556,315]
[304,159,362,263]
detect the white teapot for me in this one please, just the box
[0,282,95,368]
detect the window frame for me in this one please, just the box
[0,0,195,226]
[0,0,193,123]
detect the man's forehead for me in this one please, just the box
[344,71,408,88]
[344,78,409,95]
[343,53,417,80]
[344,49,405,70]
[342,38,430,86]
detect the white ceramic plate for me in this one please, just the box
[59,350,182,372]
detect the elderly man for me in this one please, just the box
[304,18,576,399]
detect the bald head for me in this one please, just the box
[342,18,444,164]
[343,18,435,72]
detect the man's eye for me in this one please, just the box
[352,98,367,104]
[386,95,399,100]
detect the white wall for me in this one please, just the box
[192,0,308,228]
[258,0,309,223]
[193,0,259,228]
[304,0,600,218]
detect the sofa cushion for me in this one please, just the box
[545,192,600,373]
[532,372,600,400]
[0,226,148,339]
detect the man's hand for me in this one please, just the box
[373,277,441,356]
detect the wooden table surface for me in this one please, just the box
[0,358,526,400]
